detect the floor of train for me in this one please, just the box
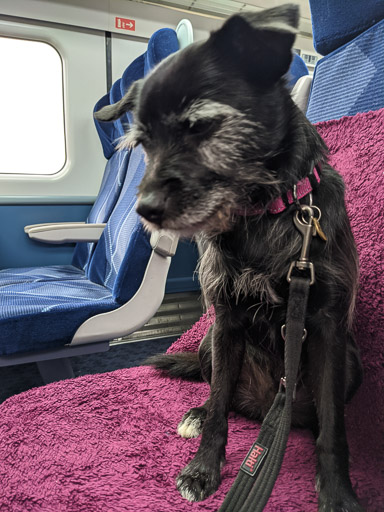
[0,292,203,404]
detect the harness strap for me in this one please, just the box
[219,275,311,512]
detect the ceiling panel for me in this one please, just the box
[138,0,312,33]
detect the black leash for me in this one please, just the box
[219,205,320,512]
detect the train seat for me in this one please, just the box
[307,17,384,124]
[0,29,179,379]
[0,94,129,287]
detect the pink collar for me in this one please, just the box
[237,167,321,216]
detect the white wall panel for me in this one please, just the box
[111,34,147,84]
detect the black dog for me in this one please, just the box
[95,5,363,510]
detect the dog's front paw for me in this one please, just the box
[177,406,207,438]
[318,483,364,512]
[176,457,223,502]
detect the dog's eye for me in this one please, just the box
[184,119,218,137]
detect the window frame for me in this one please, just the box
[0,18,107,204]
[0,34,67,177]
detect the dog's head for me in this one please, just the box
[95,4,300,236]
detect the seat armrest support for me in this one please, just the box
[150,230,179,257]
[70,232,179,346]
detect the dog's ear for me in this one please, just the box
[209,4,299,85]
[94,79,143,122]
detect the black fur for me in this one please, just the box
[96,5,363,510]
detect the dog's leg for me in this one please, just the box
[177,327,213,439]
[307,323,363,512]
[176,306,246,502]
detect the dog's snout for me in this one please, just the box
[136,193,165,225]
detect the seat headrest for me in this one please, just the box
[120,29,179,125]
[309,0,384,55]
[144,28,179,75]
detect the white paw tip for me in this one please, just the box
[177,418,202,438]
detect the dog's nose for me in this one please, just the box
[136,194,165,225]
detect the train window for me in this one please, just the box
[0,36,66,175]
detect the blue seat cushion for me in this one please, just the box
[0,271,118,356]
[0,264,85,286]
[307,19,384,124]
[309,0,384,55]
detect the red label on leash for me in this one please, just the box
[115,17,136,31]
[241,442,268,476]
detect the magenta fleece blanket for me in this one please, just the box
[0,108,383,512]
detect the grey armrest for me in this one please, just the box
[26,223,106,244]
[24,222,86,234]
[291,75,313,113]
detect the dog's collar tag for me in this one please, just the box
[237,167,321,216]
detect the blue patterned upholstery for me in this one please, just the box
[71,149,130,271]
[0,29,179,356]
[307,19,384,124]
[0,265,86,286]
[71,89,130,270]
[86,147,151,303]
[0,277,117,355]
[309,0,384,56]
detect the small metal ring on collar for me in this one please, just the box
[292,184,303,211]
[310,205,322,221]
[281,324,308,342]
[296,205,314,225]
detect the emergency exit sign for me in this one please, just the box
[115,17,136,31]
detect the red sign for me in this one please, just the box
[115,17,135,31]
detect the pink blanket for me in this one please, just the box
[0,109,383,511]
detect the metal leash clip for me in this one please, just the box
[278,376,298,401]
[287,205,316,285]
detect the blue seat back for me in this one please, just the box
[307,19,384,124]
[309,0,384,56]
[71,90,130,270]
[71,28,172,272]
[86,28,179,303]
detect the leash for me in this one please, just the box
[219,204,322,512]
